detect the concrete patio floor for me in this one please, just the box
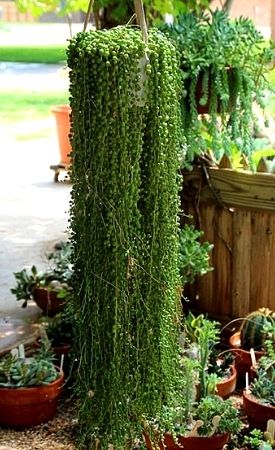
[0,59,71,354]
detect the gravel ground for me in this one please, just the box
[0,394,78,450]
[0,393,248,450]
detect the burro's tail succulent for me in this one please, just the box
[240,308,275,351]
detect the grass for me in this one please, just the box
[0,45,66,64]
[0,90,68,123]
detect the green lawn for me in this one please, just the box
[0,90,68,123]
[0,45,66,64]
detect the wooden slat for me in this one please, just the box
[268,215,275,311]
[194,205,216,313]
[212,208,233,317]
[231,209,252,317]
[182,168,275,211]
[250,211,272,311]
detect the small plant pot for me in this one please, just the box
[229,332,264,384]
[51,104,72,166]
[0,371,64,428]
[144,431,230,450]
[243,389,275,431]
[33,287,65,317]
[216,364,237,399]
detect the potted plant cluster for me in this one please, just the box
[143,311,239,450]
[11,241,73,316]
[143,355,240,450]
[0,340,64,428]
[161,9,274,165]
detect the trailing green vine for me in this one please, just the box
[161,10,274,166]
[67,26,182,449]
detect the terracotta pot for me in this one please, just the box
[51,104,72,166]
[216,364,237,399]
[33,287,65,317]
[144,431,230,450]
[229,332,264,384]
[243,389,275,431]
[0,371,64,428]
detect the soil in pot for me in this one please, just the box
[229,332,264,386]
[0,371,64,428]
[33,287,65,317]
[243,389,275,431]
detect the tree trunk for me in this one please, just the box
[223,0,234,12]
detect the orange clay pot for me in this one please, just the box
[243,389,275,431]
[216,364,237,399]
[0,371,64,428]
[33,287,65,317]
[229,332,264,385]
[51,105,72,166]
[144,431,230,450]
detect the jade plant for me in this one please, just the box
[67,26,183,448]
[161,9,274,166]
[11,241,73,306]
[178,224,213,286]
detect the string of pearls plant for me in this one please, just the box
[67,26,183,449]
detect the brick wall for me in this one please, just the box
[0,1,34,22]
[271,0,275,39]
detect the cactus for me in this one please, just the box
[240,308,275,351]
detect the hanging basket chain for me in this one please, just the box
[134,0,148,44]
[83,0,94,32]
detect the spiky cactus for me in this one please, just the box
[240,308,275,351]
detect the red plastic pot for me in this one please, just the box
[33,287,65,317]
[0,371,64,428]
[229,332,264,384]
[243,389,275,431]
[144,431,230,450]
[216,364,237,399]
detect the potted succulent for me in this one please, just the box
[0,341,64,428]
[182,312,236,399]
[243,365,275,431]
[39,306,74,372]
[11,241,73,316]
[243,321,275,431]
[161,9,274,165]
[229,308,275,383]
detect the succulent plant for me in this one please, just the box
[0,341,59,388]
[240,308,275,351]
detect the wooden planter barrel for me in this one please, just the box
[181,164,275,322]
